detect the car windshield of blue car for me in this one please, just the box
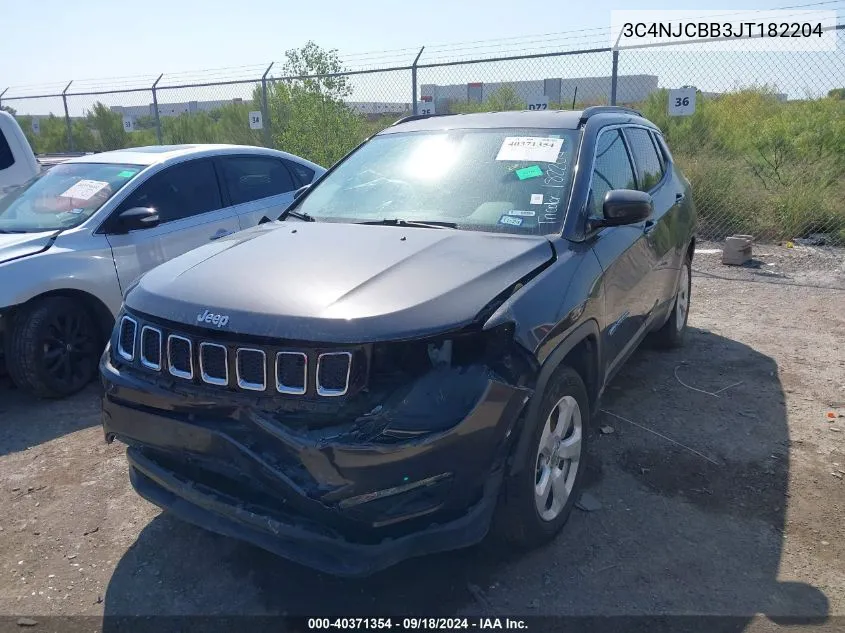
[0,162,143,233]
[297,128,580,235]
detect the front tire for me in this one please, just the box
[7,297,102,398]
[493,365,589,547]
[652,254,691,349]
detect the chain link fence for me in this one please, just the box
[2,28,844,247]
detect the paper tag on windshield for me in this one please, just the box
[59,179,109,200]
[496,137,563,163]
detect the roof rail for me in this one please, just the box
[391,112,449,127]
[578,105,644,125]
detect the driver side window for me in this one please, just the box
[588,129,636,219]
[118,159,222,224]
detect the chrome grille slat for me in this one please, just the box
[122,316,358,397]
[117,316,137,361]
[199,342,228,386]
[236,348,266,391]
[139,326,162,370]
[167,335,193,379]
[316,351,352,397]
[276,351,307,395]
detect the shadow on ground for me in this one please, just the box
[0,379,101,457]
[101,328,829,625]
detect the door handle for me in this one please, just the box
[210,229,233,241]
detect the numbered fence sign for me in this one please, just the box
[122,116,135,132]
[527,96,549,111]
[249,111,263,130]
[31,119,40,135]
[417,102,435,116]
[667,88,696,116]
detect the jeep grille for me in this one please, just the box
[115,314,363,398]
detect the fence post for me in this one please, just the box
[411,47,425,115]
[610,49,619,106]
[0,88,8,111]
[62,81,74,152]
[152,74,164,144]
[261,62,274,147]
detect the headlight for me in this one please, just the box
[370,323,532,387]
[367,324,534,438]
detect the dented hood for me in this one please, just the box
[0,230,59,265]
[126,221,556,342]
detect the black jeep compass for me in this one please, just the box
[101,107,696,577]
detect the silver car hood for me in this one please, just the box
[126,221,556,343]
[0,230,59,265]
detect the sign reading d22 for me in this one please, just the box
[667,87,696,116]
[249,111,263,130]
[527,96,549,111]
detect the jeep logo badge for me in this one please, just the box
[197,309,230,328]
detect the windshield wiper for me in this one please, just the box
[0,229,26,234]
[280,209,315,222]
[357,218,457,229]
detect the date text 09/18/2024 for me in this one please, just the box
[306,618,529,630]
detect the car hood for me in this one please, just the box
[126,221,556,342]
[0,230,59,265]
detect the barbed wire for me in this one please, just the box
[3,0,843,95]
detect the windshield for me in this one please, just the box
[297,128,580,235]
[0,162,143,233]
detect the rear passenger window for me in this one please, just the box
[0,129,15,170]
[589,129,636,218]
[284,160,315,187]
[118,159,222,224]
[221,157,296,205]
[625,128,664,191]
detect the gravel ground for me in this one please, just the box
[1,250,844,630]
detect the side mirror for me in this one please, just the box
[114,207,160,233]
[293,184,311,200]
[596,189,653,228]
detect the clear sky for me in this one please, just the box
[0,0,800,90]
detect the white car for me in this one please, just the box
[0,110,40,195]
[0,144,325,397]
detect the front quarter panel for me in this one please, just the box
[0,229,122,315]
[485,239,604,365]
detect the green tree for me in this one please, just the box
[214,100,263,145]
[451,85,526,114]
[266,42,365,166]
[162,111,217,144]
[86,102,128,151]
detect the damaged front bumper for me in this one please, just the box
[101,351,531,577]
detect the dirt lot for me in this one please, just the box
[1,247,844,630]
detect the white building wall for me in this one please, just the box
[421,75,659,105]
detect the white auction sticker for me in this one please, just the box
[508,210,536,217]
[496,137,563,163]
[59,180,109,200]
[530,194,544,205]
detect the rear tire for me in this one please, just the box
[7,297,102,398]
[652,254,691,349]
[493,365,589,548]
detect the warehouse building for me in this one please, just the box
[420,74,659,109]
